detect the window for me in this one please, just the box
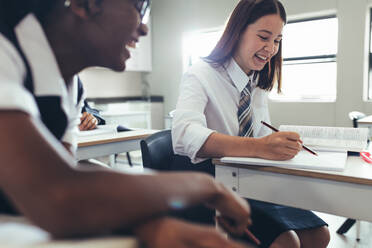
[269,16,338,102]
[182,29,223,72]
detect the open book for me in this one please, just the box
[220,125,369,172]
[279,125,369,152]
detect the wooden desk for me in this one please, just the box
[0,215,139,248]
[357,115,372,126]
[77,129,157,161]
[357,116,372,138]
[213,156,372,222]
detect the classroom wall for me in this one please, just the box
[148,0,372,127]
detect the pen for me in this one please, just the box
[261,121,318,156]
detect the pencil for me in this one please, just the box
[261,121,318,156]
[245,228,261,246]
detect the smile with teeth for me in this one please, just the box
[255,54,269,62]
[126,40,137,49]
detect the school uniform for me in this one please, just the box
[0,13,81,213]
[172,58,327,247]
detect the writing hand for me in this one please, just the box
[79,112,98,131]
[258,131,302,160]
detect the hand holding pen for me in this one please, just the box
[261,121,318,156]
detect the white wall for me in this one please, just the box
[149,0,372,127]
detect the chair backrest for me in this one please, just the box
[140,129,174,170]
[348,111,366,128]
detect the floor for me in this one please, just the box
[111,152,372,248]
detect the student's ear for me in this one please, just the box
[69,0,102,19]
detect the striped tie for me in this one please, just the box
[238,80,253,137]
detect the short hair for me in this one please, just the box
[0,0,104,26]
[0,0,56,26]
[204,0,286,92]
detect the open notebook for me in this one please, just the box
[77,125,117,137]
[221,150,348,172]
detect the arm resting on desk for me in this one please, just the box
[0,112,250,238]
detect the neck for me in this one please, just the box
[233,54,252,75]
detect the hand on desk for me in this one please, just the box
[135,217,248,248]
[257,131,302,161]
[79,112,98,131]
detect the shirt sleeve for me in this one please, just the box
[171,71,216,164]
[0,34,39,117]
[61,79,81,153]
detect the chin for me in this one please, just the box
[108,61,126,72]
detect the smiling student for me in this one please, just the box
[172,0,330,247]
[0,1,251,247]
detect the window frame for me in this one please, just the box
[368,8,372,100]
[269,15,338,102]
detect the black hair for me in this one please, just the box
[0,0,104,27]
[0,0,57,27]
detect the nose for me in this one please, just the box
[138,23,149,37]
[264,41,275,55]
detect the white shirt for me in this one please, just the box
[172,59,272,163]
[0,14,80,149]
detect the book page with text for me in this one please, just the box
[279,125,368,151]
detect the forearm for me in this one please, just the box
[197,132,263,158]
[11,168,220,237]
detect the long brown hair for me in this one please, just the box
[204,0,286,92]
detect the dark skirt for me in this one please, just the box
[239,199,327,248]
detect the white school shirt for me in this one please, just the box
[172,59,272,163]
[0,14,81,151]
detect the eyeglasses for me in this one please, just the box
[135,0,150,23]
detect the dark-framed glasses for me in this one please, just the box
[135,0,150,23]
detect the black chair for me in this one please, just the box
[336,111,366,240]
[140,129,215,225]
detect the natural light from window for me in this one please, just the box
[182,29,223,72]
[270,17,338,102]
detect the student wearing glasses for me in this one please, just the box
[0,1,251,247]
[172,0,330,247]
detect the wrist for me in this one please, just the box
[240,136,262,158]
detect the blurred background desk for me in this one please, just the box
[77,129,157,165]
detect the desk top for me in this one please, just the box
[213,155,372,186]
[358,115,372,124]
[78,129,158,147]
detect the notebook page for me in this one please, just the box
[221,150,347,172]
[77,125,117,137]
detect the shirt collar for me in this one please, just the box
[225,58,257,93]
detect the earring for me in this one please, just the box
[64,0,71,7]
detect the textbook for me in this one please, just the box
[278,125,369,152]
[221,150,347,172]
